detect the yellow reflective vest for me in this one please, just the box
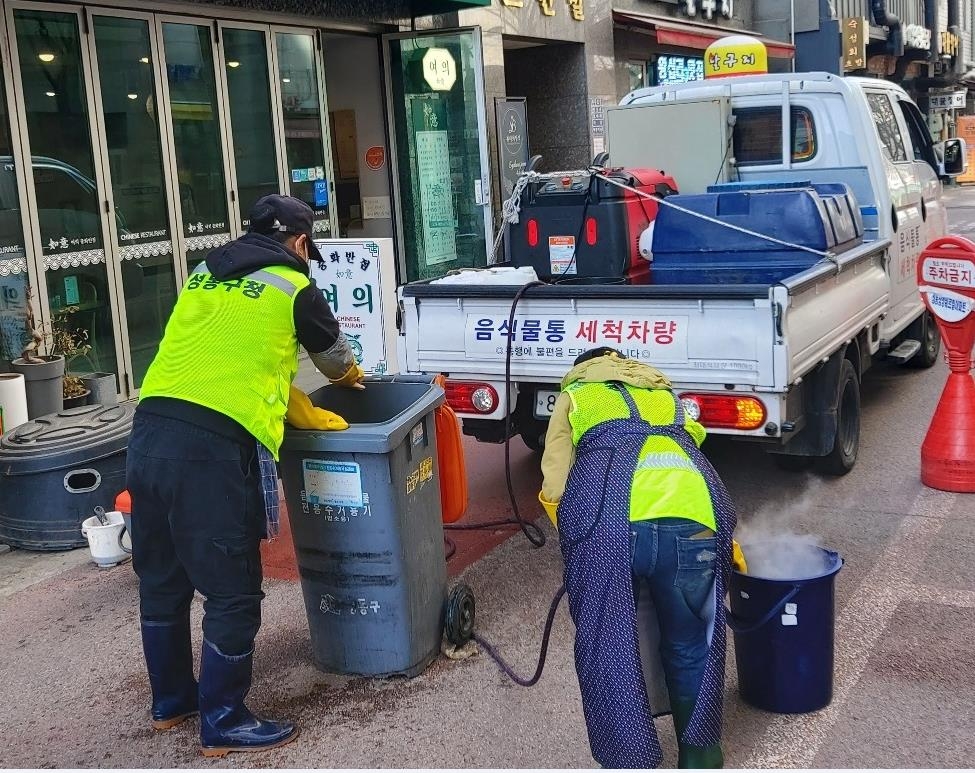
[140,263,309,459]
[564,381,716,530]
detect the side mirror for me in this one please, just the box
[937,137,968,177]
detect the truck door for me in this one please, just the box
[896,98,948,247]
[864,90,925,333]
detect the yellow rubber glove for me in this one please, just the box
[285,385,349,430]
[331,361,365,390]
[538,491,559,526]
[732,539,748,574]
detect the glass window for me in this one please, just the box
[625,61,646,93]
[866,92,908,163]
[276,32,330,236]
[162,22,231,265]
[94,15,176,388]
[732,107,817,165]
[0,67,28,365]
[898,99,936,167]
[14,9,117,379]
[388,33,488,282]
[224,28,281,229]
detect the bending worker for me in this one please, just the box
[539,347,744,769]
[128,195,363,757]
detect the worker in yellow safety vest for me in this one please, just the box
[128,194,362,757]
[539,347,745,769]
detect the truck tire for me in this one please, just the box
[906,310,941,369]
[817,358,860,476]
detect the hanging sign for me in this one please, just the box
[495,98,530,199]
[929,91,967,111]
[422,48,456,92]
[310,238,399,376]
[704,35,768,79]
[842,17,867,71]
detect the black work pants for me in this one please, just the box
[127,411,266,656]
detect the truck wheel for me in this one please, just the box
[817,359,860,476]
[907,310,941,369]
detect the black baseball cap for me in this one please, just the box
[248,194,323,265]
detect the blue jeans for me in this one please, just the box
[630,517,717,705]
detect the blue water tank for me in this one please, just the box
[649,182,864,284]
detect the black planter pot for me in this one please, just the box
[10,355,65,419]
[63,389,91,410]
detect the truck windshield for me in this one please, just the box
[732,107,816,165]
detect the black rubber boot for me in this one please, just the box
[141,618,199,730]
[672,698,724,769]
[199,639,298,757]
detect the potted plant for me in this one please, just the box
[10,286,65,419]
[50,306,92,409]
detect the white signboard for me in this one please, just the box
[464,314,689,364]
[415,130,457,266]
[311,238,398,376]
[920,286,975,323]
[929,91,967,110]
[921,257,975,288]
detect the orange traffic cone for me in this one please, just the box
[921,347,975,493]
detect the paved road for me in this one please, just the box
[1,189,974,768]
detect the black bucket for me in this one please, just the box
[728,542,843,714]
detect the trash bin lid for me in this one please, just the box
[0,404,135,475]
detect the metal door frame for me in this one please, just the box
[0,3,44,349]
[216,19,289,230]
[154,12,238,272]
[271,24,338,239]
[83,5,183,397]
[382,27,494,281]
[5,0,128,392]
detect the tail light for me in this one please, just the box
[527,218,539,247]
[585,216,598,246]
[445,381,499,414]
[679,393,766,431]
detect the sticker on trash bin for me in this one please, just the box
[781,614,798,626]
[302,460,363,507]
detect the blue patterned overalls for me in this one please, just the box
[557,383,737,768]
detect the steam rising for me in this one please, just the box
[735,476,829,580]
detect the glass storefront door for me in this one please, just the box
[90,12,178,389]
[275,30,333,237]
[10,5,120,379]
[385,30,492,282]
[159,20,233,273]
[0,58,31,368]
[2,3,346,397]
[221,24,285,230]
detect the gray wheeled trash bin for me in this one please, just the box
[278,375,447,678]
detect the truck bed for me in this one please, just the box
[400,240,891,393]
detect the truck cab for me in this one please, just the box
[618,72,965,354]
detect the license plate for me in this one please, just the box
[534,390,559,419]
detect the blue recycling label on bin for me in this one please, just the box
[302,460,364,507]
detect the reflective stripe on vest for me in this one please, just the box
[140,262,309,459]
[566,381,716,529]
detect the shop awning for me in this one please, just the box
[613,9,795,59]
[409,0,490,15]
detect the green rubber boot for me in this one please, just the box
[672,698,724,769]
